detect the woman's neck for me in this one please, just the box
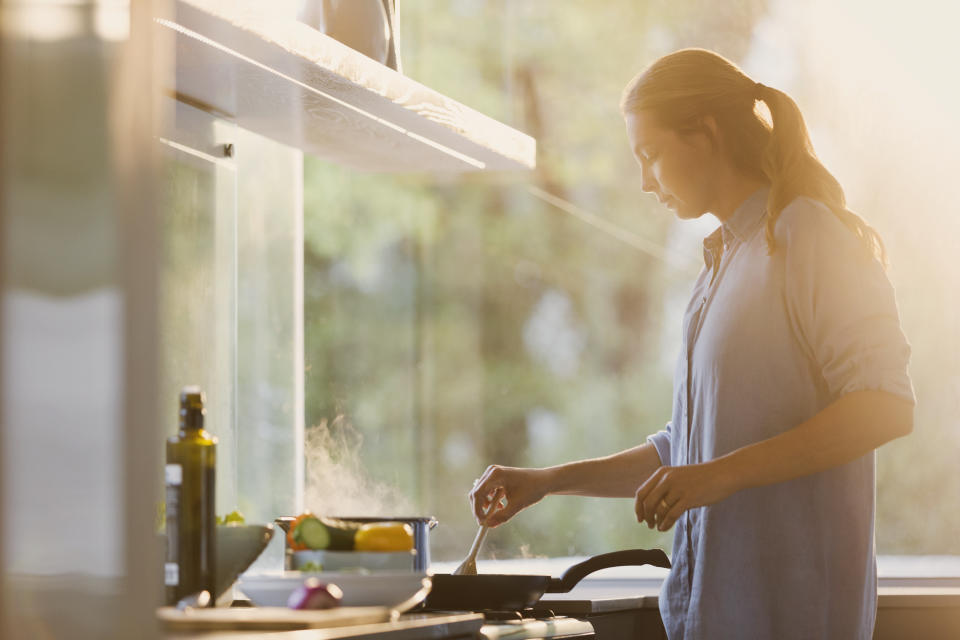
[710,172,769,223]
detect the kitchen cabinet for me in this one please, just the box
[159,0,536,173]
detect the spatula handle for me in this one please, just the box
[467,525,489,559]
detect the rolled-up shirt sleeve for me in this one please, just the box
[778,199,915,404]
[646,422,672,466]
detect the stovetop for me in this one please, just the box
[479,616,594,639]
[426,608,594,639]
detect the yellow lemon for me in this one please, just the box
[353,522,414,552]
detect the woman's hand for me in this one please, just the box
[634,460,739,531]
[469,465,553,527]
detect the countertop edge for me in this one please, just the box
[537,582,960,613]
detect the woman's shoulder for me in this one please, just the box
[772,196,879,274]
[772,196,858,250]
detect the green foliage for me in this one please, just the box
[296,0,960,561]
[302,0,792,561]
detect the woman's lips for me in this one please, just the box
[656,194,677,210]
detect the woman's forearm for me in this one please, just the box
[544,443,663,498]
[719,390,913,492]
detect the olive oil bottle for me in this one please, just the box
[165,386,217,605]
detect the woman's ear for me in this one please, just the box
[701,115,720,152]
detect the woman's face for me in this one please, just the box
[624,109,720,220]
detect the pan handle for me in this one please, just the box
[547,548,671,593]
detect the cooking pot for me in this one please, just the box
[275,516,437,572]
[423,548,671,611]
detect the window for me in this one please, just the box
[302,1,960,567]
[159,99,303,525]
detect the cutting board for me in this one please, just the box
[157,605,391,631]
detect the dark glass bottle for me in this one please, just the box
[165,386,217,605]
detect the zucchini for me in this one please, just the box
[293,516,357,550]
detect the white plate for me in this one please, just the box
[238,572,431,610]
[292,550,415,572]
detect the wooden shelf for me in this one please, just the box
[158,0,536,172]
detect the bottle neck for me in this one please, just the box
[179,409,204,433]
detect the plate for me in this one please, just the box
[292,550,415,572]
[238,572,431,611]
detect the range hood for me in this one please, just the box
[158,0,536,173]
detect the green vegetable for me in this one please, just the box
[224,510,245,524]
[215,509,246,526]
[293,517,357,550]
[298,561,324,572]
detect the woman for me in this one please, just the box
[469,49,915,640]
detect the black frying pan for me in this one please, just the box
[424,548,671,611]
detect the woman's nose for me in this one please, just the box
[639,166,658,194]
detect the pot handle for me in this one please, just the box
[547,548,671,593]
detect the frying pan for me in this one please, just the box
[424,548,671,611]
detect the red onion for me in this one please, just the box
[287,577,343,610]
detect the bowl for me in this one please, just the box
[238,571,431,610]
[214,524,275,598]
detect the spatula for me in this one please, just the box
[452,525,489,575]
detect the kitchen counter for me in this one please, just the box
[432,555,960,639]
[538,581,659,615]
[537,580,960,614]
[163,612,484,639]
[434,556,960,609]
[536,578,960,640]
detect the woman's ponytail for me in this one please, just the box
[758,85,887,266]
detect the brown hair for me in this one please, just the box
[620,48,886,266]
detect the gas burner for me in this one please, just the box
[481,608,557,621]
[479,614,594,639]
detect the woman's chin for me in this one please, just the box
[671,202,710,221]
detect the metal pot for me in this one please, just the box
[275,515,437,572]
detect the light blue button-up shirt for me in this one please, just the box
[647,188,915,640]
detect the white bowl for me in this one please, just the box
[292,550,416,572]
[238,572,431,610]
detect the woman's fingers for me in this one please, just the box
[635,467,671,528]
[481,486,512,526]
[467,465,538,527]
[469,466,506,524]
[634,461,732,532]
[658,497,685,531]
[483,502,514,527]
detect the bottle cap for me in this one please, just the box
[179,386,205,411]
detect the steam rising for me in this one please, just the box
[303,415,414,517]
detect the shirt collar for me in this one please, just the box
[721,186,769,245]
[701,186,769,272]
[703,228,723,272]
